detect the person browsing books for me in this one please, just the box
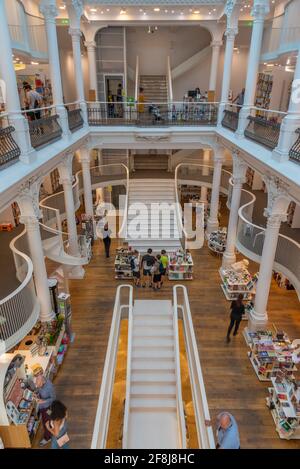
[226,293,245,343]
[141,248,155,288]
[216,412,240,449]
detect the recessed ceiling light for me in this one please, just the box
[154,26,158,30]
[180,11,184,15]
[106,8,110,12]
[143,11,147,15]
[189,9,193,13]
[240,8,244,11]
[194,10,200,14]
[171,10,175,14]
[31,61,39,65]
[209,11,212,15]
[165,9,168,13]
[154,8,160,12]
[101,11,104,14]
[213,8,216,12]
[90,8,97,12]
[139,9,143,12]
[59,5,66,9]
[120,9,126,14]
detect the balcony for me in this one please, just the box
[87,102,218,127]
[0,115,21,169]
[261,25,300,60]
[244,108,286,150]
[221,104,240,132]
[67,105,84,133]
[289,129,300,164]
[27,107,63,150]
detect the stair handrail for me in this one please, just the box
[167,55,173,102]
[75,163,129,239]
[172,286,187,448]
[91,284,133,448]
[174,162,232,245]
[0,227,39,352]
[135,55,139,102]
[122,285,134,449]
[173,285,215,449]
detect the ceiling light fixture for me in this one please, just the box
[59,5,66,9]
[31,61,39,65]
[154,8,160,12]
[165,9,168,13]
[120,9,126,15]
[106,8,110,12]
[194,10,200,14]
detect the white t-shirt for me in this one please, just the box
[101,228,111,239]
[26,90,43,109]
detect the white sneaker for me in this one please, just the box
[39,438,50,447]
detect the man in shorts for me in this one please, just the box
[141,248,155,288]
[131,250,141,287]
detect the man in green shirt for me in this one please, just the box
[160,250,169,284]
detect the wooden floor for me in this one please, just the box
[37,202,300,449]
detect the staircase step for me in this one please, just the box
[131,371,176,384]
[133,337,174,347]
[133,318,173,327]
[132,348,174,359]
[131,358,175,371]
[130,383,176,397]
[130,397,176,410]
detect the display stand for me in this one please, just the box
[168,249,193,281]
[244,328,297,382]
[266,376,300,439]
[219,267,258,301]
[208,228,227,255]
[114,247,136,280]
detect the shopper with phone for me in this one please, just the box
[46,400,70,449]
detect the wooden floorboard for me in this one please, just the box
[35,202,300,449]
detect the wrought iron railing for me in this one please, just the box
[67,107,84,133]
[0,115,21,169]
[221,104,240,131]
[289,128,300,164]
[26,106,62,149]
[87,101,218,127]
[244,108,286,150]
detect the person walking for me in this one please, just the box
[233,88,245,110]
[30,363,56,447]
[101,222,112,258]
[151,254,163,291]
[141,248,155,288]
[131,250,141,287]
[24,84,43,120]
[46,400,70,449]
[216,412,240,449]
[226,293,245,343]
[160,249,169,285]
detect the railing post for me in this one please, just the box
[272,45,300,162]
[236,0,270,138]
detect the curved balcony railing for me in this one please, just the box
[221,104,241,131]
[289,128,300,164]
[0,227,39,352]
[244,107,287,150]
[174,162,232,245]
[235,183,300,298]
[0,113,21,169]
[87,101,219,127]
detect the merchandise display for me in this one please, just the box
[115,246,136,279]
[266,374,300,439]
[208,228,227,254]
[168,249,193,281]
[244,328,298,382]
[219,264,258,301]
[255,72,273,109]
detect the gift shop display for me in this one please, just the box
[208,228,227,254]
[219,260,258,301]
[168,249,193,281]
[114,246,136,279]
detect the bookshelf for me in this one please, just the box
[255,73,273,110]
[168,250,193,281]
[208,228,227,255]
[219,267,258,301]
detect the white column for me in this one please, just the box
[200,149,211,204]
[85,40,98,101]
[69,27,88,124]
[207,149,223,234]
[40,1,70,139]
[222,154,247,268]
[236,0,270,136]
[217,29,237,124]
[273,45,300,162]
[80,147,93,217]
[209,40,222,92]
[59,171,79,256]
[17,185,55,322]
[249,178,290,329]
[0,0,35,163]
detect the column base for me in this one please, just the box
[222,251,236,268]
[248,308,268,332]
[272,147,290,163]
[206,218,219,234]
[40,310,56,322]
[68,265,85,279]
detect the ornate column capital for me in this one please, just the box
[211,40,223,48]
[231,151,247,185]
[69,27,82,38]
[17,176,42,220]
[85,40,97,51]
[263,174,290,219]
[265,212,287,228]
[225,27,238,40]
[58,152,74,185]
[66,0,83,29]
[251,0,270,21]
[39,1,58,23]
[19,215,40,230]
[79,147,91,164]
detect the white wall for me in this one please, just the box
[0,206,15,226]
[266,66,294,111]
[126,26,211,76]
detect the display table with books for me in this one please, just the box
[208,228,227,255]
[243,328,298,382]
[266,375,300,439]
[114,246,136,280]
[219,266,258,301]
[168,249,193,281]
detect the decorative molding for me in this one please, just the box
[84,40,97,50]
[69,27,82,38]
[263,174,290,218]
[211,40,223,48]
[39,1,58,21]
[251,0,270,21]
[266,212,287,228]
[72,0,84,19]
[134,133,171,142]
[84,0,224,4]
[58,152,75,183]
[231,151,247,185]
[17,176,43,219]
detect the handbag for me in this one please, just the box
[56,432,70,448]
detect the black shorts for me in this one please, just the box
[153,274,162,283]
[133,271,140,279]
[161,268,167,276]
[143,269,152,276]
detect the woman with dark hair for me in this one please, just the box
[226,293,245,343]
[46,400,70,449]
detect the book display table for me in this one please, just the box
[208,228,227,255]
[219,267,258,301]
[115,247,137,280]
[168,249,193,281]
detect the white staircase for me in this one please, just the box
[139,75,168,103]
[123,299,186,449]
[126,179,181,252]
